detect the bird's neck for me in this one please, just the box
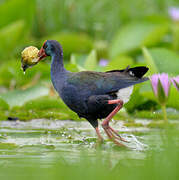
[51,51,66,73]
[51,52,68,92]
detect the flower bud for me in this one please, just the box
[150,73,170,105]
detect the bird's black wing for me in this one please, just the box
[66,66,149,95]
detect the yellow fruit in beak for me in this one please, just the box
[21,46,39,72]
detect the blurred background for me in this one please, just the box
[0,0,179,121]
[0,1,179,180]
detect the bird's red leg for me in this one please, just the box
[102,99,127,146]
[95,127,103,143]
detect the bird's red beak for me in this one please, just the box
[38,41,47,61]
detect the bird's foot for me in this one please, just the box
[102,123,127,147]
[108,126,129,143]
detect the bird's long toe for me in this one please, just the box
[108,126,129,143]
[102,124,126,147]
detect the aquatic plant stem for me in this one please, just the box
[161,104,168,123]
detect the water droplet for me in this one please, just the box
[23,71,26,75]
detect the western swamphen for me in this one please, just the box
[37,40,149,146]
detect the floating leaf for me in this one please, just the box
[0,85,50,108]
[144,48,179,76]
[109,22,169,58]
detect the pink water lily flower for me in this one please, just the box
[171,75,179,91]
[150,73,170,98]
[150,73,171,122]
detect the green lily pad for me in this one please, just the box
[109,22,169,58]
[144,48,179,76]
[0,85,50,108]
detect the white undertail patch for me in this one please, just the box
[129,70,135,76]
[116,86,133,104]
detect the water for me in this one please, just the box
[0,119,157,163]
[1,119,179,180]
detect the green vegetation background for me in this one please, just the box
[0,0,179,121]
[1,1,179,180]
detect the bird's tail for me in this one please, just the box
[106,66,149,80]
[123,66,149,79]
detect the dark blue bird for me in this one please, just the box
[38,40,149,146]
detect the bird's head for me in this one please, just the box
[38,40,63,61]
